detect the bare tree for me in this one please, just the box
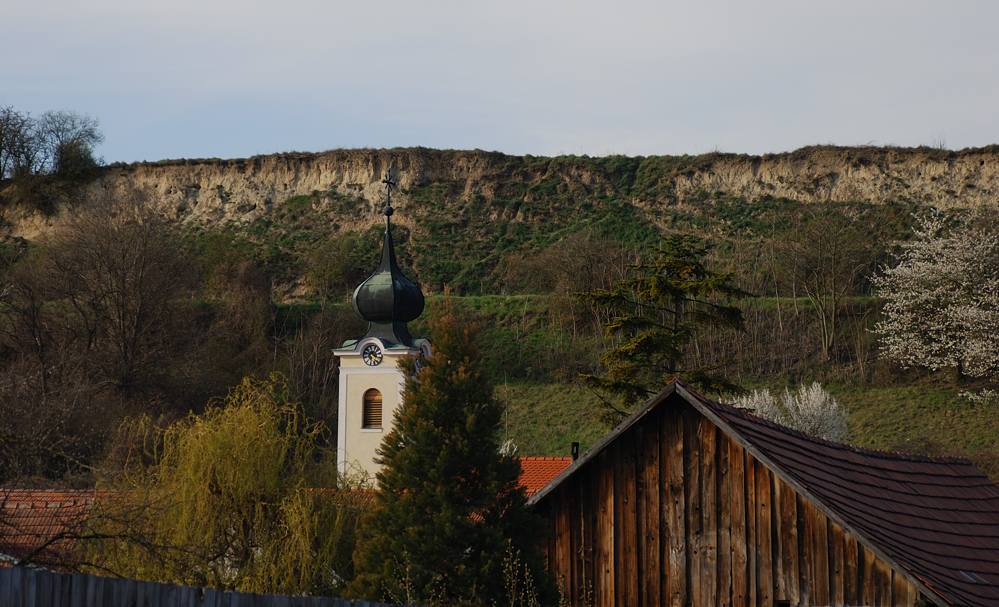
[0,106,103,179]
[0,106,26,178]
[44,186,193,389]
[281,306,364,426]
[36,110,103,175]
[0,185,192,391]
[203,260,274,385]
[773,203,897,360]
[0,106,42,178]
[0,186,194,482]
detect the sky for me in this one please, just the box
[4,1,998,164]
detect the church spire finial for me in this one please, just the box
[349,169,425,346]
[381,170,396,217]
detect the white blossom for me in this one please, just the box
[499,438,519,456]
[735,382,848,442]
[872,210,999,378]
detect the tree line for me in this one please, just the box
[0,184,363,485]
[1,127,996,603]
[0,105,103,179]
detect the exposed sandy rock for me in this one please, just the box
[2,146,997,240]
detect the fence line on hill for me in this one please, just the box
[0,566,402,607]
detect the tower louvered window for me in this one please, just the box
[362,389,383,429]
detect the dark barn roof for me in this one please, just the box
[530,381,999,607]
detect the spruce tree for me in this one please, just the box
[348,299,550,605]
[579,234,748,424]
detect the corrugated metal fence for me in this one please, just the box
[0,567,401,607]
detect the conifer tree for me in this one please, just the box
[580,234,748,424]
[348,299,550,605]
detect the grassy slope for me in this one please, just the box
[838,383,999,471]
[181,150,995,474]
[407,296,998,478]
[498,382,607,458]
[502,369,999,478]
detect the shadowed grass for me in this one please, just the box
[496,382,608,457]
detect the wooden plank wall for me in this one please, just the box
[539,402,922,607]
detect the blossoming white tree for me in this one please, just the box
[735,382,848,441]
[872,210,999,381]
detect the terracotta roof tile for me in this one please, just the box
[0,490,95,568]
[517,457,572,497]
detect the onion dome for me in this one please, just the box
[351,214,425,323]
[349,172,425,345]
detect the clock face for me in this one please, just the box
[362,344,383,366]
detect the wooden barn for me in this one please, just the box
[529,381,999,607]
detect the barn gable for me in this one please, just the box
[530,381,999,607]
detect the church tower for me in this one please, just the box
[335,171,430,481]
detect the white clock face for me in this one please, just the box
[362,344,383,366]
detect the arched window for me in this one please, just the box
[362,389,383,429]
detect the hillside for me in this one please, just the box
[1,145,998,482]
[5,145,996,300]
[101,145,999,222]
[6,144,999,237]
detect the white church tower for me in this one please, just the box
[334,171,430,481]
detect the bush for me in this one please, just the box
[735,382,848,442]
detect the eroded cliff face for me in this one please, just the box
[671,148,998,204]
[5,146,998,240]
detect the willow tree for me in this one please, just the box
[580,234,748,424]
[88,374,362,596]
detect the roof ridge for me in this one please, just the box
[711,396,974,465]
[516,456,572,461]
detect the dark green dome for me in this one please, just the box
[351,218,425,324]
[346,171,425,347]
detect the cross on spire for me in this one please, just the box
[381,170,396,217]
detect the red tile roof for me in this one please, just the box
[0,490,95,568]
[0,460,566,569]
[517,457,572,497]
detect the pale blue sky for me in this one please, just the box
[4,1,997,163]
